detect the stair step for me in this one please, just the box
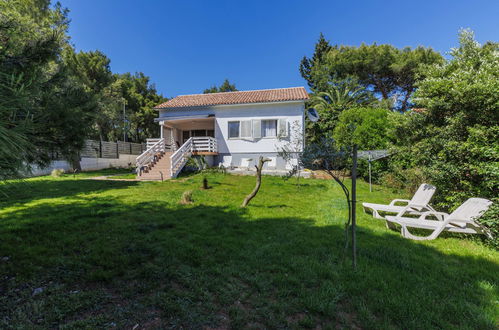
[136,151,177,181]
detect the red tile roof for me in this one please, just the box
[155,87,309,109]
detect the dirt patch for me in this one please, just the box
[204,310,230,330]
[138,315,162,329]
[310,170,350,180]
[335,301,362,329]
[87,175,140,181]
[286,312,307,324]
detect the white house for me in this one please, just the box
[136,87,309,180]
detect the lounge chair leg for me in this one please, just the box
[385,221,398,231]
[401,225,442,241]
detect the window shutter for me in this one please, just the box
[252,119,261,139]
[241,120,252,138]
[278,119,287,137]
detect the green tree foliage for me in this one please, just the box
[0,0,85,176]
[0,0,166,178]
[0,72,34,179]
[299,33,332,91]
[390,30,498,212]
[333,107,394,150]
[203,78,238,93]
[307,79,376,142]
[39,46,96,170]
[65,51,167,143]
[300,35,443,111]
[69,50,113,93]
[117,72,166,142]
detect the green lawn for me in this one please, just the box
[0,171,497,329]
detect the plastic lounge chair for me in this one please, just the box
[362,184,437,219]
[385,198,493,241]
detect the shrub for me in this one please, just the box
[477,199,499,249]
[388,31,498,212]
[201,177,210,190]
[51,169,65,177]
[356,158,390,184]
[180,190,193,205]
[333,107,392,150]
[202,166,226,174]
[184,156,208,173]
[380,167,428,193]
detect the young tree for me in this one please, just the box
[277,121,304,183]
[300,138,353,249]
[241,156,270,207]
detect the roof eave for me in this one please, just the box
[154,99,308,111]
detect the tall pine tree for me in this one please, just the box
[299,33,332,91]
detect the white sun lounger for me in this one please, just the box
[362,184,437,219]
[385,198,493,240]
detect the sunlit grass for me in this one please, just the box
[0,171,497,328]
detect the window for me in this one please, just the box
[262,119,277,137]
[228,121,251,138]
[228,121,240,138]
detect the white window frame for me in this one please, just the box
[261,119,278,138]
[228,121,240,139]
[228,120,252,139]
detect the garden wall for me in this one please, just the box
[29,154,137,177]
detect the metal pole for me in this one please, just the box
[352,145,357,269]
[369,153,372,192]
[123,101,126,142]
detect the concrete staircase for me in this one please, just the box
[136,151,173,181]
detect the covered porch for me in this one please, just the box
[151,115,218,155]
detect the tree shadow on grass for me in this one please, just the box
[0,178,139,208]
[0,198,497,329]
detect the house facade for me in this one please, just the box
[136,87,309,180]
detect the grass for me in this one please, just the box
[0,171,497,328]
[106,173,137,180]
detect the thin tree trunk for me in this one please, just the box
[241,156,270,207]
[400,89,412,112]
[68,151,81,172]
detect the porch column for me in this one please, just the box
[160,121,164,139]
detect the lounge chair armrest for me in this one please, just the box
[418,211,449,221]
[389,199,410,206]
[395,204,418,217]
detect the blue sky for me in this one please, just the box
[61,0,498,98]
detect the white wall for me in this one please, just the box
[214,102,304,154]
[29,154,137,177]
[157,101,305,154]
